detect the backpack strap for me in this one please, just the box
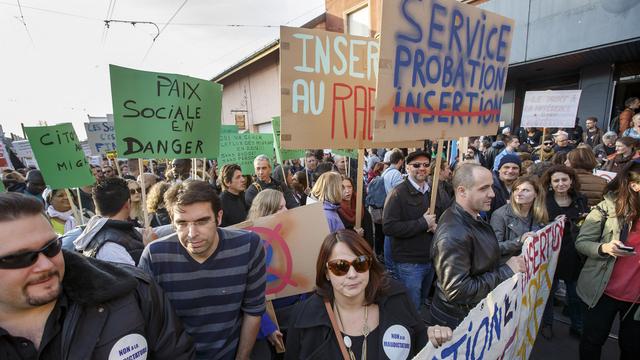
[252,182,263,193]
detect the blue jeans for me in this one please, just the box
[383,236,397,279]
[395,262,435,310]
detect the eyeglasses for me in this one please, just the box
[543,142,553,146]
[0,238,62,269]
[129,188,142,194]
[326,255,372,276]
[409,162,430,169]
[175,218,214,230]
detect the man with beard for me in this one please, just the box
[383,150,437,310]
[430,164,525,327]
[0,192,194,358]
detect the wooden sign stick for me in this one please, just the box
[138,158,150,230]
[304,157,310,189]
[64,189,82,226]
[115,161,123,178]
[355,149,365,229]
[429,140,445,215]
[75,188,85,225]
[203,158,207,180]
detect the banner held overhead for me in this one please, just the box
[110,64,223,159]
[218,132,274,174]
[84,121,117,155]
[374,0,514,141]
[521,90,582,128]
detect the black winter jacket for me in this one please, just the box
[81,219,145,265]
[284,280,427,360]
[382,179,433,263]
[245,177,299,210]
[430,203,514,328]
[40,251,194,359]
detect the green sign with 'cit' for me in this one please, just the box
[110,64,223,159]
[24,123,95,189]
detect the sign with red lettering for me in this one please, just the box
[280,26,421,149]
[374,0,514,141]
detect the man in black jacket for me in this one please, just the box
[489,153,521,219]
[219,163,248,227]
[383,150,437,310]
[430,163,525,328]
[245,154,298,209]
[0,192,194,359]
[74,177,145,265]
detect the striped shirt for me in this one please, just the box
[139,228,266,360]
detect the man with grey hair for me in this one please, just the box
[244,155,298,209]
[593,131,618,165]
[430,163,525,327]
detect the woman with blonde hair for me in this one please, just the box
[310,171,345,232]
[246,189,286,221]
[126,179,143,223]
[491,176,549,259]
[146,181,171,227]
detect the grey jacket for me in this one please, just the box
[490,204,545,259]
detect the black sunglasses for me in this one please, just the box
[129,188,142,194]
[326,255,372,276]
[0,238,62,269]
[409,162,430,169]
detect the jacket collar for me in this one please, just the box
[62,250,138,305]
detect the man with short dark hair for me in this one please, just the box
[492,135,520,171]
[533,136,555,162]
[172,159,192,183]
[219,163,248,227]
[73,177,144,265]
[102,165,115,178]
[583,117,603,148]
[139,180,266,360]
[383,150,437,309]
[431,164,525,327]
[245,155,298,209]
[23,169,46,205]
[0,192,194,359]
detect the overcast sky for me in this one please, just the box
[0,0,325,139]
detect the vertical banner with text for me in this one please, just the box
[375,0,514,141]
[24,123,95,189]
[110,65,223,159]
[413,221,564,360]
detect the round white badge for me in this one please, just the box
[108,333,148,360]
[382,325,411,360]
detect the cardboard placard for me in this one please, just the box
[594,169,617,183]
[110,64,223,159]
[521,90,582,128]
[218,132,274,174]
[413,221,564,359]
[232,202,330,299]
[272,117,305,164]
[84,121,117,155]
[280,26,422,149]
[24,123,95,189]
[221,124,239,134]
[0,143,13,169]
[374,0,514,141]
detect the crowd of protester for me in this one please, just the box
[1,113,639,359]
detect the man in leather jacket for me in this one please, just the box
[74,177,145,265]
[0,192,194,359]
[430,163,525,328]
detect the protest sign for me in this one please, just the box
[272,117,305,164]
[233,202,329,299]
[374,0,514,142]
[595,169,617,183]
[521,90,582,128]
[280,26,422,150]
[0,178,4,192]
[413,220,564,360]
[221,124,239,134]
[11,140,34,159]
[333,149,358,158]
[218,132,274,174]
[110,64,223,159]
[24,123,95,189]
[0,143,13,169]
[84,121,117,155]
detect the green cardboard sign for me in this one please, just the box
[218,133,274,174]
[24,123,95,189]
[0,178,5,192]
[221,125,239,134]
[110,64,223,159]
[272,117,305,164]
[333,149,358,158]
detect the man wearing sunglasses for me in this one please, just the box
[532,135,555,162]
[0,192,195,359]
[383,150,438,310]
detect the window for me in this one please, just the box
[346,4,370,37]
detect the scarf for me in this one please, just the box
[47,206,76,234]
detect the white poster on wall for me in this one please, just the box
[521,90,582,128]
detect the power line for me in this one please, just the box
[142,0,189,62]
[15,0,34,46]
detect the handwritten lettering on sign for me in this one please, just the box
[374,0,514,141]
[84,121,117,155]
[413,221,563,360]
[110,65,222,159]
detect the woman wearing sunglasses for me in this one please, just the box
[285,230,451,360]
[126,179,144,224]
